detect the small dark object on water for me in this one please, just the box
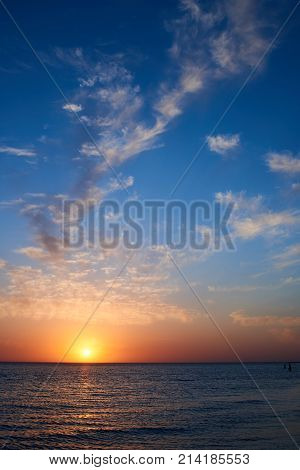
[284,364,286,369]
[288,363,292,372]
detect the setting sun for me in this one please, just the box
[81,348,92,359]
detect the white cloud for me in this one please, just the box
[0,146,36,157]
[25,193,47,198]
[215,191,299,240]
[62,103,83,112]
[0,198,24,208]
[80,118,166,166]
[14,246,51,262]
[2,246,197,325]
[210,0,269,74]
[52,1,274,196]
[234,212,298,239]
[273,243,300,270]
[215,191,262,212]
[207,134,240,155]
[266,152,300,174]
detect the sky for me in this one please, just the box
[0,0,300,362]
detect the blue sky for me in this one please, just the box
[0,0,300,361]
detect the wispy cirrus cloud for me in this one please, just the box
[0,198,24,208]
[266,152,300,174]
[234,212,298,239]
[272,243,300,270]
[207,134,240,155]
[230,309,300,328]
[0,146,36,157]
[216,191,299,240]
[15,1,278,261]
[53,0,274,196]
[231,309,300,344]
[157,0,271,121]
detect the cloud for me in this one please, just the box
[25,193,47,198]
[0,198,24,208]
[14,246,53,262]
[21,205,63,258]
[266,152,300,174]
[52,0,275,197]
[62,103,83,112]
[80,118,166,167]
[230,309,300,327]
[215,191,299,240]
[215,191,262,212]
[292,183,300,192]
[230,310,300,344]
[209,276,300,293]
[0,146,36,157]
[23,3,278,254]
[1,247,196,325]
[209,285,258,293]
[234,211,298,239]
[273,243,300,270]
[207,133,240,155]
[168,0,270,81]
[0,259,6,269]
[154,65,204,121]
[154,0,270,131]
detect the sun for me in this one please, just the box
[81,347,92,359]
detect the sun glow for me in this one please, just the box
[81,347,92,359]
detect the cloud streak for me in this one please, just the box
[231,309,300,328]
[0,146,36,157]
[216,191,299,240]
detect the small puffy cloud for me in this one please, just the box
[266,152,300,174]
[62,103,83,112]
[207,134,240,155]
[215,191,262,212]
[0,146,36,157]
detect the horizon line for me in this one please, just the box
[0,360,298,365]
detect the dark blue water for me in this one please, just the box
[0,363,299,449]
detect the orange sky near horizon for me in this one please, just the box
[1,314,299,363]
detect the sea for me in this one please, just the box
[0,363,299,449]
